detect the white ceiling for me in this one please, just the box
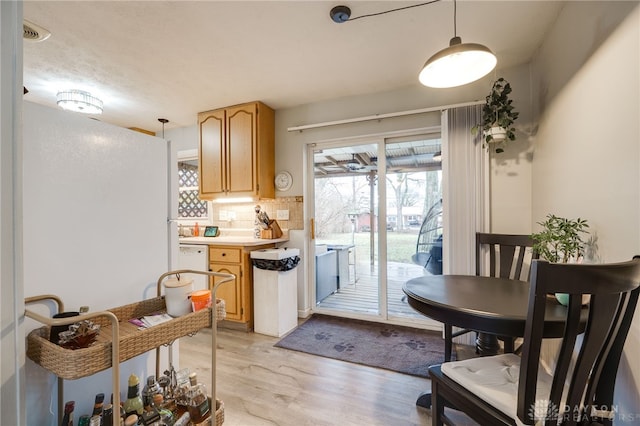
[22,1,564,133]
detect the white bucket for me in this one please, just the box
[164,276,194,317]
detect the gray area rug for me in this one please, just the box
[275,314,454,378]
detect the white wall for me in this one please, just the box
[487,64,535,234]
[531,2,640,419]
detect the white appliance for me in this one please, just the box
[251,248,300,337]
[178,245,209,290]
[22,102,171,425]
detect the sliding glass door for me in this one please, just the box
[308,131,442,323]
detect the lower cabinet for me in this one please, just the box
[208,243,275,330]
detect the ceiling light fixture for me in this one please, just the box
[56,90,103,114]
[418,0,497,88]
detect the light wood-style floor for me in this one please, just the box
[180,325,477,426]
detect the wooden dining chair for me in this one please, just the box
[444,233,537,361]
[430,257,640,426]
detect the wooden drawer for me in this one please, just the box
[209,247,241,263]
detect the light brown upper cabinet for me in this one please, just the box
[198,101,275,200]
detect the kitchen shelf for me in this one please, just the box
[25,269,233,426]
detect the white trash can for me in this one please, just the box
[250,248,300,337]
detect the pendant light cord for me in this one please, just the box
[347,0,441,22]
[453,0,457,37]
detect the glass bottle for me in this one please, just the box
[102,404,113,426]
[77,415,91,426]
[123,374,144,418]
[61,400,74,426]
[185,372,209,424]
[92,393,104,423]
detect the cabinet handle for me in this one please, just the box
[222,253,226,257]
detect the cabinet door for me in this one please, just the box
[226,104,256,195]
[210,263,242,321]
[199,109,226,198]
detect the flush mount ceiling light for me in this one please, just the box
[23,19,51,43]
[56,90,103,114]
[419,0,496,88]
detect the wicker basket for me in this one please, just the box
[215,298,226,321]
[27,296,226,380]
[213,399,224,426]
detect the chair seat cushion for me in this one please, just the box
[441,354,553,424]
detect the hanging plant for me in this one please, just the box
[471,77,519,153]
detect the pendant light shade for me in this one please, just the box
[419,36,497,88]
[418,0,497,88]
[56,90,103,114]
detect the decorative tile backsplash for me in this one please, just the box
[211,197,304,231]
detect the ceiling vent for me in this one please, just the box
[23,20,51,42]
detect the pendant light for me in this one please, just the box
[158,118,168,138]
[419,0,496,88]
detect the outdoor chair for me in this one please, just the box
[444,233,537,361]
[430,257,640,426]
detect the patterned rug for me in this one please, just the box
[274,314,454,378]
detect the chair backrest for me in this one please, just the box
[517,258,640,425]
[476,233,538,280]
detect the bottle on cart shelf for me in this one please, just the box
[61,400,74,426]
[152,394,174,426]
[123,374,144,418]
[141,375,161,411]
[77,415,91,426]
[89,415,101,426]
[185,372,210,424]
[102,404,113,426]
[92,393,105,423]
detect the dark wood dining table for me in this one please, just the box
[402,274,585,408]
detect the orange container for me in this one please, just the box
[191,290,212,312]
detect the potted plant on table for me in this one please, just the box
[531,213,590,305]
[471,77,519,153]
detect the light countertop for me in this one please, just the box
[179,236,289,246]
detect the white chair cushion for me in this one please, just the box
[441,354,554,425]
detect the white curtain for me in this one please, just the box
[441,105,489,275]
